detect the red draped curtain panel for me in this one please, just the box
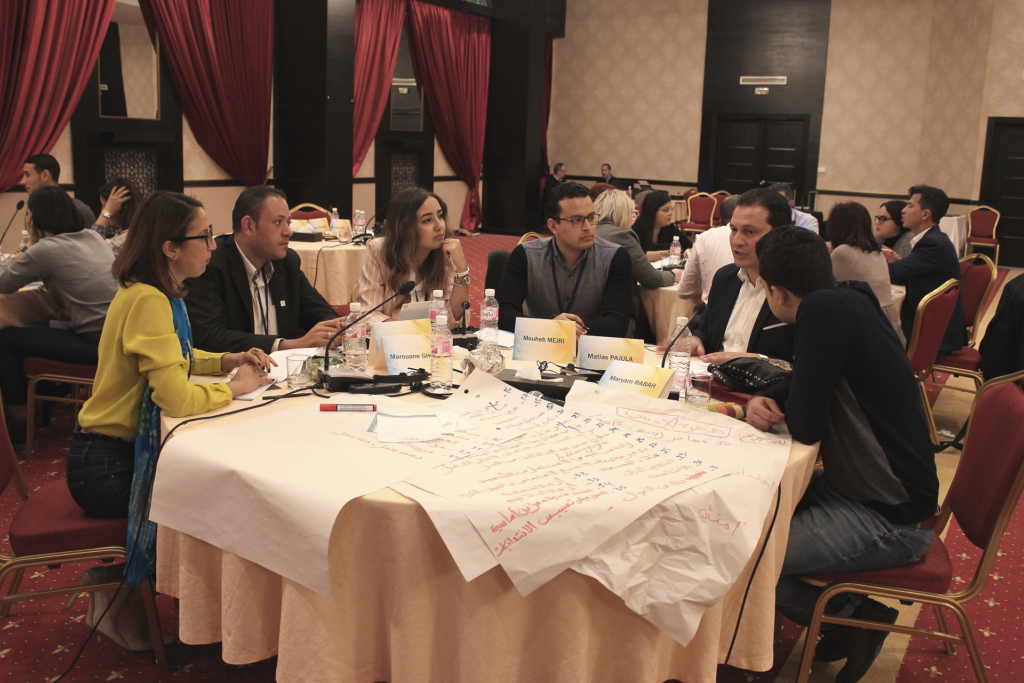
[353,0,406,175]
[407,0,490,232]
[541,34,552,176]
[142,0,273,188]
[0,0,115,192]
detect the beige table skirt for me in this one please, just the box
[156,439,817,683]
[289,240,367,305]
[640,285,699,342]
[0,287,61,329]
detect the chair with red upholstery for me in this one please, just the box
[289,203,330,221]
[965,206,1000,265]
[794,370,1024,683]
[0,397,168,670]
[932,254,997,391]
[710,191,730,226]
[331,304,351,318]
[23,358,97,459]
[905,279,961,444]
[680,193,718,237]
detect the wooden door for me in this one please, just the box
[713,117,806,198]
[981,119,1024,267]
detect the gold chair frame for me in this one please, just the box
[25,371,94,460]
[795,369,1024,683]
[929,254,998,393]
[965,205,1000,266]
[683,193,718,237]
[518,232,543,245]
[904,278,960,445]
[289,202,329,216]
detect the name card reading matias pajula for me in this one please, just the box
[512,318,576,363]
[597,360,675,399]
[577,335,644,371]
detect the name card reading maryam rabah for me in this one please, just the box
[577,335,644,371]
[512,318,576,363]
[597,360,676,398]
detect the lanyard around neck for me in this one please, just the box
[253,270,271,335]
[550,240,589,315]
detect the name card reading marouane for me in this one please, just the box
[380,334,432,375]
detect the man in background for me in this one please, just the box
[542,162,567,209]
[678,194,738,303]
[600,163,629,191]
[768,182,819,234]
[22,154,95,229]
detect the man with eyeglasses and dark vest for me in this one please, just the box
[498,182,632,338]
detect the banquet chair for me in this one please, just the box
[905,279,961,445]
[289,203,330,221]
[0,395,169,671]
[965,206,1000,265]
[485,250,511,293]
[711,191,731,225]
[24,358,97,459]
[518,232,542,245]
[680,193,718,237]
[589,182,615,201]
[931,254,998,392]
[794,369,1024,683]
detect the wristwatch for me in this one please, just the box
[101,210,114,219]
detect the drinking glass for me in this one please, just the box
[286,355,315,388]
[686,372,712,404]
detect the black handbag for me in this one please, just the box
[708,357,792,393]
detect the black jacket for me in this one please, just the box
[690,263,794,361]
[888,225,966,354]
[183,234,339,353]
[979,274,1024,379]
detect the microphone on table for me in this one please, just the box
[320,280,416,391]
[0,200,25,253]
[460,300,471,334]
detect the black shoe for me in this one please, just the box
[835,598,899,683]
[6,423,26,450]
[814,626,847,662]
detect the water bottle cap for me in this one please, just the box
[484,288,495,296]
[436,315,448,325]
[433,290,443,298]
[676,316,686,325]
[349,303,361,312]
[673,236,679,241]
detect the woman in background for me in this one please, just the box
[634,190,690,261]
[875,200,912,257]
[829,201,906,345]
[353,187,468,327]
[92,177,143,255]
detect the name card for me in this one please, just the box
[512,318,575,363]
[371,319,432,371]
[380,334,432,374]
[577,335,644,371]
[597,360,675,399]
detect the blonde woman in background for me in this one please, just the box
[594,189,676,341]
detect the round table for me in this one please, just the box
[640,283,699,342]
[288,239,366,305]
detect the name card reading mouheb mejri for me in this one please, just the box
[512,318,576,363]
[577,335,644,371]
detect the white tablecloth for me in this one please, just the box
[288,240,366,305]
[939,215,967,256]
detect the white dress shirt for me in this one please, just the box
[239,248,281,352]
[721,268,767,353]
[910,226,932,248]
[792,208,819,234]
[678,225,734,303]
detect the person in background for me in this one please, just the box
[689,188,795,363]
[827,202,906,346]
[498,182,631,338]
[22,153,95,229]
[678,194,738,304]
[594,189,676,340]
[68,191,272,651]
[542,162,567,209]
[0,186,117,444]
[92,177,143,256]
[768,182,819,234]
[184,186,342,353]
[353,187,468,327]
[874,200,912,257]
[599,163,629,191]
[885,185,966,355]
[747,226,937,683]
[634,190,691,261]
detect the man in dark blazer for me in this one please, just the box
[542,162,567,209]
[690,188,795,362]
[184,186,341,353]
[600,163,630,192]
[886,185,966,355]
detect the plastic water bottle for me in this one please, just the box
[429,289,446,324]
[343,303,368,371]
[479,288,499,344]
[430,314,453,392]
[19,230,29,252]
[669,236,682,266]
[669,316,691,396]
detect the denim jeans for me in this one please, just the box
[66,427,135,519]
[776,469,935,626]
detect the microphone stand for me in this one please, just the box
[320,281,416,391]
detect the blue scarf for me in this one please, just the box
[125,297,193,587]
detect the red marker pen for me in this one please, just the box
[320,404,377,412]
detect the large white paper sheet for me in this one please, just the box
[150,394,517,595]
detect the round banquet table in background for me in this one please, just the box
[672,199,688,223]
[288,240,366,304]
[0,286,62,330]
[640,283,699,342]
[938,215,967,256]
[155,357,819,683]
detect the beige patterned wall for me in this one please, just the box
[118,22,158,120]
[547,0,708,183]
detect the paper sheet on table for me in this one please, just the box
[475,328,514,347]
[150,393,519,596]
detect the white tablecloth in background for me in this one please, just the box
[288,240,366,304]
[939,215,967,256]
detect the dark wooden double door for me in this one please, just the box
[982,119,1024,267]
[713,117,806,200]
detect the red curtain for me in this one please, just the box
[407,1,490,232]
[143,0,273,188]
[541,34,552,176]
[353,0,406,175]
[0,0,115,192]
